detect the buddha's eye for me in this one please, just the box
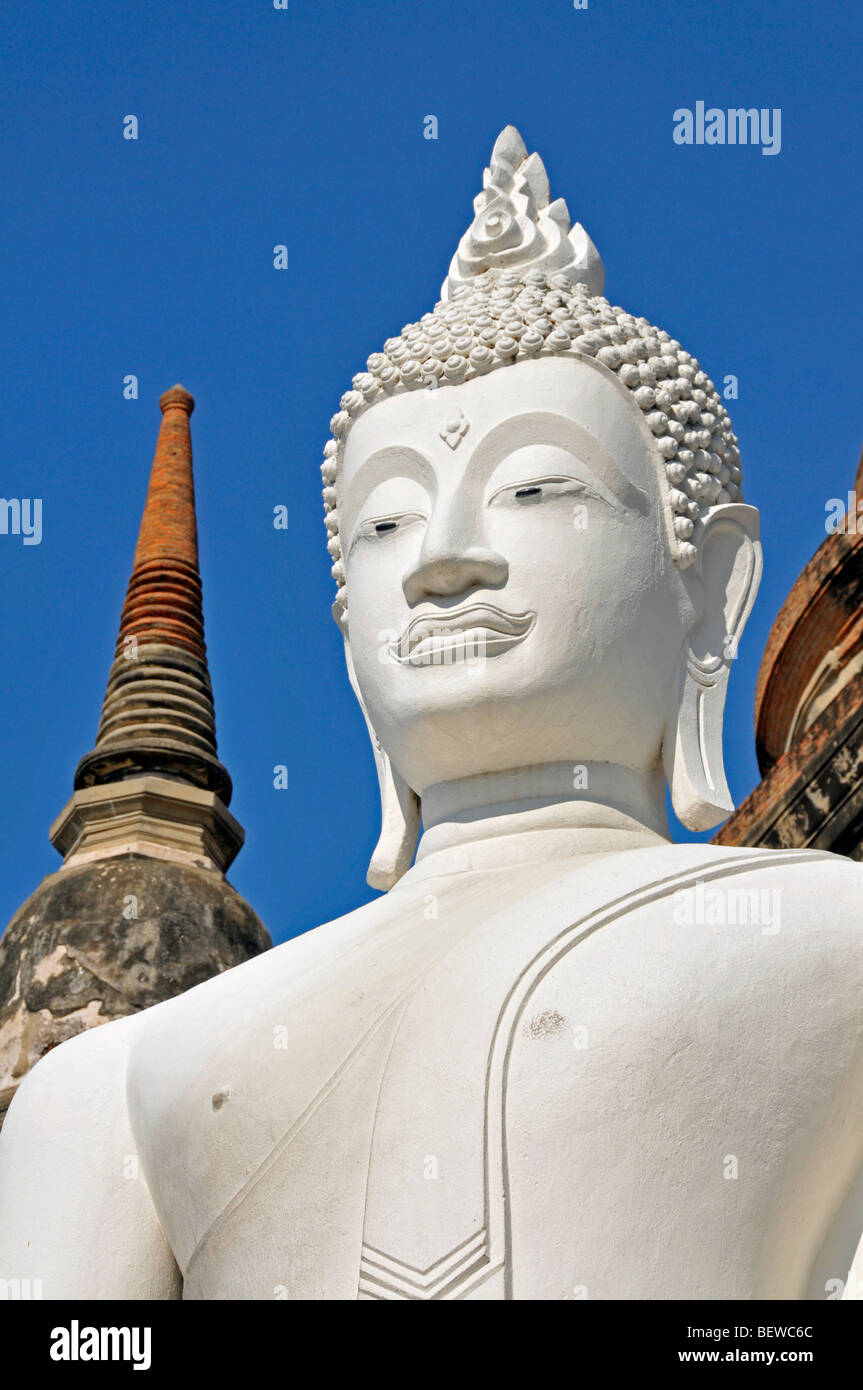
[488,476,608,508]
[349,511,426,552]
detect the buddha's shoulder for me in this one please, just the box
[126,841,863,1045]
[8,893,380,1118]
[25,844,861,1104]
[124,891,385,1053]
[1,1005,143,1156]
[477,839,863,947]
[665,840,863,922]
[526,841,863,1029]
[574,839,863,926]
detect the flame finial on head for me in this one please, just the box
[442,125,604,300]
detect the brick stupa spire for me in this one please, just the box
[0,387,270,1128]
[51,385,240,865]
[74,385,231,801]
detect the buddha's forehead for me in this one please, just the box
[340,355,660,499]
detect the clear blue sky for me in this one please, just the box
[1,0,860,946]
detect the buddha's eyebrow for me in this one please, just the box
[340,444,436,529]
[465,412,648,513]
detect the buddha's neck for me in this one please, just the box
[401,761,670,884]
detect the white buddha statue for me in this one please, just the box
[2,126,863,1301]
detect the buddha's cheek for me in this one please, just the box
[494,509,663,662]
[344,553,416,673]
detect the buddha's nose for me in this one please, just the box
[402,504,507,604]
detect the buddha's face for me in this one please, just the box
[339,356,697,796]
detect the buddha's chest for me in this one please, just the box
[159,871,853,1301]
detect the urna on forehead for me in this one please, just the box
[320,125,744,611]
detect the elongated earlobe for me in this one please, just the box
[663,504,763,832]
[335,606,421,889]
[664,649,736,831]
[365,736,422,890]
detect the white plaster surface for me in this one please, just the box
[0,129,861,1302]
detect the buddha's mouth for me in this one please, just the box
[390,604,536,666]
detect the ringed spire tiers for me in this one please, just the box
[52,386,244,872]
[74,385,232,804]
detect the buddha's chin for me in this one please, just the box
[371,643,541,725]
[371,677,608,794]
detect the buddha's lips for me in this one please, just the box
[391,604,536,663]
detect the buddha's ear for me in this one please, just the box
[663,504,762,832]
[335,605,421,890]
